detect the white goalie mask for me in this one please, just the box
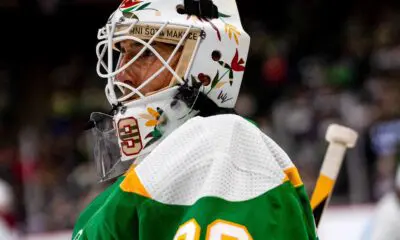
[91,0,250,181]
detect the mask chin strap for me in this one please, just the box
[174,82,236,117]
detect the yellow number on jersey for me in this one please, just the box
[206,220,253,240]
[173,219,201,240]
[173,219,253,240]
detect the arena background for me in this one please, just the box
[1,0,400,239]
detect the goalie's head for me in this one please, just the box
[91,0,250,181]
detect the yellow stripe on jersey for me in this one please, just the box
[123,164,137,176]
[120,169,151,198]
[283,167,303,187]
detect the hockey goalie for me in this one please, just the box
[72,0,318,239]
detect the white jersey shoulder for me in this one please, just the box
[136,114,294,205]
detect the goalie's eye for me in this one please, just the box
[141,42,157,58]
[142,48,154,57]
[116,40,157,57]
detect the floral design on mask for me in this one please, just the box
[119,0,160,19]
[186,12,238,44]
[217,12,241,45]
[211,48,245,86]
[197,73,211,86]
[190,71,225,96]
[139,107,164,149]
[223,23,241,44]
[229,49,246,72]
[190,48,246,95]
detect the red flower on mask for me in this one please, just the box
[120,0,142,9]
[230,49,245,72]
[212,48,246,86]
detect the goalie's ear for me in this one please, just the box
[179,0,219,19]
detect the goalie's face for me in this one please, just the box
[116,40,183,98]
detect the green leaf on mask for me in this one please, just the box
[211,70,220,89]
[218,12,231,18]
[152,128,162,139]
[144,137,158,149]
[229,70,233,79]
[122,5,139,13]
[136,2,151,10]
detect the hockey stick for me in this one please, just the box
[310,124,358,228]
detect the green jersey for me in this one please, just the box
[72,115,318,240]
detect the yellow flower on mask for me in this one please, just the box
[139,107,160,127]
[224,23,241,45]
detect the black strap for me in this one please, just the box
[174,82,235,117]
[183,0,219,19]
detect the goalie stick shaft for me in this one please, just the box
[309,124,358,229]
[310,143,346,227]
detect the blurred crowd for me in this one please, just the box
[1,0,400,235]
[237,7,400,204]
